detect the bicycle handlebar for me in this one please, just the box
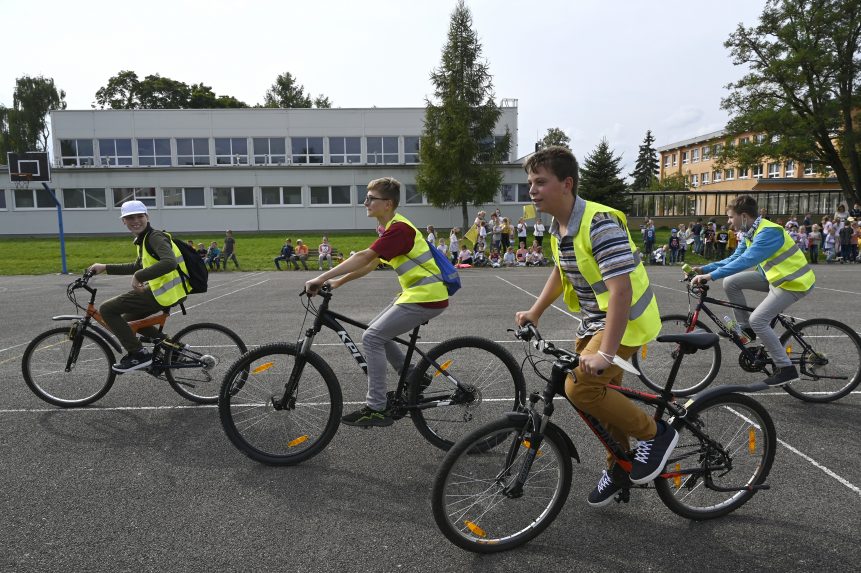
[513,322,579,363]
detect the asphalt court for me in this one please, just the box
[1,265,859,572]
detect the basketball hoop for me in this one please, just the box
[10,172,33,190]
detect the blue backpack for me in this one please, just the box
[410,240,461,296]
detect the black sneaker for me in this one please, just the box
[341,406,394,427]
[587,470,622,507]
[112,348,153,373]
[763,365,799,387]
[629,420,679,485]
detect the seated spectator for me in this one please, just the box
[488,248,501,268]
[196,243,207,259]
[274,238,299,270]
[527,246,543,266]
[503,246,516,267]
[205,241,221,271]
[515,241,529,266]
[652,245,666,266]
[456,245,473,267]
[318,236,334,270]
[473,247,488,267]
[294,239,310,270]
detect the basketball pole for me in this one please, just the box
[42,182,68,274]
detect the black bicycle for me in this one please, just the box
[431,323,775,553]
[218,285,526,465]
[632,270,861,401]
[22,271,247,407]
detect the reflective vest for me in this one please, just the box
[746,218,815,292]
[139,230,189,307]
[381,213,448,305]
[549,200,660,347]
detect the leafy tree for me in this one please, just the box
[261,72,331,108]
[537,127,571,150]
[719,0,861,204]
[11,76,66,152]
[188,83,247,108]
[578,138,630,212]
[313,95,332,109]
[630,129,660,190]
[0,105,14,161]
[94,70,141,109]
[416,0,511,230]
[137,75,191,109]
[649,172,690,191]
[93,71,248,109]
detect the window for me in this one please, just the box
[60,139,95,166]
[163,187,205,207]
[739,167,749,179]
[712,170,721,183]
[784,160,795,177]
[702,146,711,160]
[692,148,699,162]
[682,151,689,164]
[501,184,516,202]
[253,138,287,164]
[739,136,750,146]
[768,162,780,178]
[517,184,530,202]
[291,137,324,164]
[753,164,764,178]
[98,139,132,166]
[14,187,55,209]
[137,138,171,166]
[367,136,398,164]
[725,168,735,181]
[712,143,724,156]
[702,172,710,185]
[0,191,5,209]
[329,137,361,164]
[215,138,248,165]
[176,138,210,166]
[213,187,254,206]
[405,184,424,204]
[691,174,699,187]
[671,154,677,167]
[261,186,302,205]
[112,187,156,207]
[755,133,767,144]
[664,155,670,168]
[310,185,351,205]
[804,162,814,176]
[63,188,106,209]
[404,136,421,164]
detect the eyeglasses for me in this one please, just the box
[363,195,388,205]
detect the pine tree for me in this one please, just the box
[630,130,659,191]
[578,138,630,212]
[416,0,511,230]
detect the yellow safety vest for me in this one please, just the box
[549,200,660,347]
[139,230,190,308]
[380,213,448,305]
[745,218,815,291]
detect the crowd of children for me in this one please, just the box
[438,210,550,269]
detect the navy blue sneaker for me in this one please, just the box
[629,420,679,485]
[112,348,153,373]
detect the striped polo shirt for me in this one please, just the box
[549,196,638,339]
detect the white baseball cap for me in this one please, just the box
[120,200,148,219]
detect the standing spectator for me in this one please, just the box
[691,218,703,255]
[489,213,502,251]
[668,229,680,265]
[437,238,448,258]
[533,218,546,247]
[186,239,196,252]
[643,221,656,261]
[727,225,739,255]
[785,215,799,230]
[835,204,849,227]
[850,202,861,218]
[221,230,240,270]
[196,243,207,259]
[448,228,460,265]
[516,217,528,245]
[824,227,838,262]
[500,217,513,252]
[703,223,716,260]
[716,226,729,259]
[678,224,689,263]
[502,246,516,267]
[457,245,473,267]
[838,221,854,262]
[318,236,334,270]
[205,241,221,271]
[274,238,299,270]
[426,225,436,245]
[808,224,822,264]
[294,239,310,270]
[478,220,488,248]
[802,213,813,233]
[515,241,529,266]
[850,219,860,262]
[759,207,770,221]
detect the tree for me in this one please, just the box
[649,172,690,191]
[537,127,571,150]
[137,75,191,109]
[12,76,66,152]
[416,0,511,230]
[0,106,14,161]
[93,71,248,109]
[578,138,630,212]
[720,0,861,204]
[188,83,248,108]
[261,72,331,108]
[313,95,332,109]
[630,130,660,191]
[94,70,141,109]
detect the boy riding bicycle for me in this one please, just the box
[514,146,678,507]
[88,200,190,373]
[305,177,448,427]
[691,195,815,386]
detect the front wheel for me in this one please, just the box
[779,317,861,403]
[654,393,775,520]
[431,417,572,553]
[164,322,247,404]
[632,314,721,396]
[408,336,526,451]
[218,343,342,465]
[22,326,116,407]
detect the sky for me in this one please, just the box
[0,0,767,177]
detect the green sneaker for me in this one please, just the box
[341,406,394,427]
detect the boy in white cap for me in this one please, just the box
[88,200,190,372]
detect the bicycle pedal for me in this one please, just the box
[615,489,631,504]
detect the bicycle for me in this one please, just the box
[431,323,775,553]
[218,285,526,466]
[21,270,247,407]
[632,270,861,401]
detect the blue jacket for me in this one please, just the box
[701,221,784,280]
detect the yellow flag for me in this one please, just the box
[463,224,478,247]
[523,204,536,220]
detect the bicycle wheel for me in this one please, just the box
[779,318,861,403]
[22,326,116,407]
[431,417,572,553]
[219,343,342,465]
[164,322,247,404]
[409,336,526,451]
[655,393,775,520]
[632,314,721,396]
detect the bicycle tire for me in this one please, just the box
[165,322,247,404]
[654,392,775,520]
[779,318,861,403]
[218,343,342,466]
[632,313,721,396]
[408,336,526,451]
[431,417,572,553]
[22,326,116,407]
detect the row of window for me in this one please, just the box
[665,134,782,168]
[686,161,811,187]
[2,183,531,210]
[629,191,846,218]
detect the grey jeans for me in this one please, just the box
[723,271,811,368]
[362,302,446,410]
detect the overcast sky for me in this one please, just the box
[1,0,766,176]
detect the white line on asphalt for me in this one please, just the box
[0,341,29,353]
[652,283,687,294]
[815,286,861,295]
[184,279,270,310]
[494,275,582,323]
[777,437,861,497]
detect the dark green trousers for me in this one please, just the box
[100,289,168,352]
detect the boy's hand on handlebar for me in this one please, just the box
[305,277,326,296]
[88,263,107,275]
[691,273,712,285]
[515,310,540,328]
[579,353,608,376]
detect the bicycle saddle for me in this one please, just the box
[656,331,719,351]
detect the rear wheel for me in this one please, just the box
[164,322,247,404]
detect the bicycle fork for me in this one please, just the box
[272,332,314,410]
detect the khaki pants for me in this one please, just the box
[100,289,167,353]
[566,330,657,467]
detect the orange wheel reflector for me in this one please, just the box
[434,359,453,377]
[521,440,543,456]
[465,521,487,538]
[252,362,274,374]
[288,435,309,448]
[641,346,648,360]
[673,464,682,489]
[748,427,756,454]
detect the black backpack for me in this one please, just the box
[142,230,209,295]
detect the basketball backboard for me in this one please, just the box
[7,151,51,183]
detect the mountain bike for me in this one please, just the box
[218,285,526,466]
[21,270,247,407]
[431,323,775,553]
[632,271,861,401]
